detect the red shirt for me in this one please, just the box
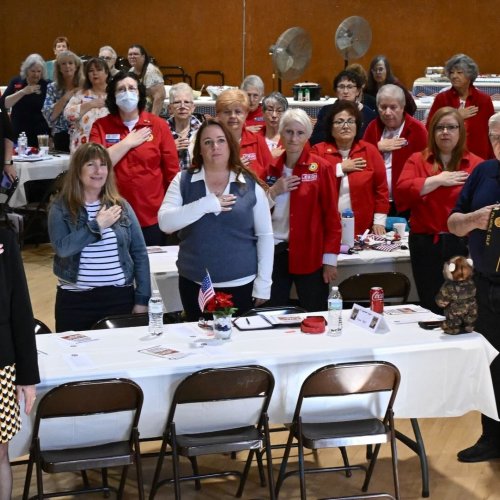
[90,111,178,227]
[269,145,341,274]
[240,126,273,180]
[397,150,482,234]
[311,140,390,234]
[427,85,494,160]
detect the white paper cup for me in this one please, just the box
[40,146,49,157]
[393,223,406,236]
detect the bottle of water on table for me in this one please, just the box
[328,286,343,336]
[17,132,27,156]
[148,290,164,336]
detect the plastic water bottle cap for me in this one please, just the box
[342,209,354,218]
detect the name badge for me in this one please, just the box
[301,173,317,182]
[242,152,257,162]
[105,134,121,144]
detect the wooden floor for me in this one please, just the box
[10,243,500,499]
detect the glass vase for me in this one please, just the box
[213,313,233,340]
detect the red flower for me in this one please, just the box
[205,292,237,315]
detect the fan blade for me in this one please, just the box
[271,27,312,81]
[334,16,372,61]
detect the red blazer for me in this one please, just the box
[397,150,482,234]
[311,140,390,234]
[90,111,178,227]
[269,145,341,274]
[363,114,428,209]
[240,126,273,180]
[427,85,494,160]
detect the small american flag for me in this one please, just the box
[198,270,215,312]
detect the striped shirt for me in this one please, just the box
[60,201,126,291]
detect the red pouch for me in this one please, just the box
[301,316,326,334]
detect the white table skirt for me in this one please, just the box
[9,312,498,459]
[148,245,418,313]
[10,155,70,207]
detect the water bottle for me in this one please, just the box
[17,132,27,156]
[327,286,343,336]
[148,290,164,336]
[341,208,355,248]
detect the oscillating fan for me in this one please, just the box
[335,16,372,68]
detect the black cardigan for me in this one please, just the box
[0,229,40,385]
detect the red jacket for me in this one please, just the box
[240,126,273,180]
[269,145,341,274]
[427,85,494,160]
[90,111,178,227]
[311,140,390,234]
[363,114,428,209]
[396,150,482,234]
[245,105,265,129]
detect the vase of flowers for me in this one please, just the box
[206,292,238,340]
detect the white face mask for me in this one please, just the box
[115,91,139,113]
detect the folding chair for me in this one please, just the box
[23,378,144,500]
[149,365,275,499]
[91,311,184,330]
[276,361,401,500]
[320,494,396,500]
[34,318,51,334]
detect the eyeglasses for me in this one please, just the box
[435,124,460,132]
[264,107,284,115]
[116,86,138,94]
[337,84,357,91]
[372,67,386,73]
[333,119,356,128]
[172,100,193,108]
[489,133,500,143]
[100,56,115,61]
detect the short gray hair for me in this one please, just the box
[169,82,194,104]
[20,53,47,80]
[262,92,288,112]
[376,84,405,107]
[279,108,312,138]
[445,53,478,83]
[99,45,117,59]
[488,112,500,130]
[241,74,264,94]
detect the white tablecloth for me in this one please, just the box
[412,76,500,98]
[9,313,498,459]
[10,155,70,207]
[148,245,417,313]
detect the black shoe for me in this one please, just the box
[457,437,500,462]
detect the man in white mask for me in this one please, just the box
[90,72,178,245]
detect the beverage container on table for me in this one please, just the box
[341,208,355,248]
[370,287,384,314]
[297,88,303,101]
[327,286,343,336]
[148,290,164,336]
[304,87,310,101]
[17,132,27,155]
[37,134,49,156]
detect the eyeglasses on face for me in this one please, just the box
[116,86,138,94]
[172,100,194,108]
[489,133,500,143]
[264,107,284,115]
[337,84,357,91]
[435,124,460,132]
[333,119,356,128]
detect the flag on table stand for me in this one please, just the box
[198,270,215,312]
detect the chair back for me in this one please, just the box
[339,272,410,307]
[34,318,52,334]
[92,311,183,329]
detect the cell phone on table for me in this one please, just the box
[418,320,443,330]
[1,173,12,190]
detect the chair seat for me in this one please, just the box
[41,441,134,473]
[300,419,390,449]
[176,426,263,457]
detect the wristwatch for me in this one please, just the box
[4,160,13,165]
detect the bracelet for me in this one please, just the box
[4,160,13,165]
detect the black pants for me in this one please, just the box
[178,275,254,322]
[142,223,167,246]
[475,274,500,444]
[268,245,328,312]
[52,131,70,153]
[409,233,468,313]
[55,285,134,332]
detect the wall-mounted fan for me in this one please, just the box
[335,16,372,68]
[269,27,312,91]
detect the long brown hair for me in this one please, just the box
[426,106,467,172]
[58,143,122,221]
[54,50,83,90]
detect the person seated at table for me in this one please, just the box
[346,62,377,112]
[99,45,119,77]
[365,55,416,117]
[42,50,83,152]
[241,74,265,132]
[158,118,273,321]
[166,82,203,171]
[127,44,165,115]
[312,100,389,236]
[64,57,110,152]
[216,89,273,180]
[259,91,288,159]
[397,107,482,313]
[48,142,151,332]
[1,53,50,147]
[267,109,341,312]
[45,36,70,81]
[90,72,178,246]
[427,54,494,160]
[310,70,377,145]
[0,228,39,500]
[363,84,428,215]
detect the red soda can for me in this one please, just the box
[370,287,384,314]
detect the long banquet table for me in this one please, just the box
[10,312,498,463]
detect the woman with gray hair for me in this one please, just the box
[260,91,288,158]
[267,108,341,311]
[1,53,50,146]
[241,74,265,132]
[99,45,119,77]
[427,53,494,159]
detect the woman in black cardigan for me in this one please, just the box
[0,229,39,500]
